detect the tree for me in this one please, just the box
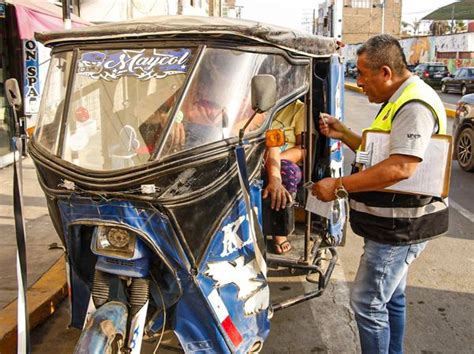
[402,20,421,35]
[429,20,450,36]
[454,20,467,33]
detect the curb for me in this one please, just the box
[344,82,456,119]
[0,257,67,354]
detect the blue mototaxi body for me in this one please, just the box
[327,56,346,244]
[26,14,347,354]
[57,183,269,353]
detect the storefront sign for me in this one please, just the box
[22,40,40,115]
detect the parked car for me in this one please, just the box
[453,93,474,171]
[441,67,474,96]
[345,59,357,78]
[414,63,450,88]
[407,64,417,73]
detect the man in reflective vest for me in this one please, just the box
[312,34,448,353]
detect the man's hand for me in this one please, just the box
[262,179,292,211]
[169,122,185,147]
[320,113,362,152]
[312,177,338,202]
[319,113,347,140]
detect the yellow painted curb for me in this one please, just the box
[0,257,67,354]
[344,82,456,119]
[445,108,456,118]
[344,82,363,94]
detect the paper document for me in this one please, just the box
[361,131,452,198]
[305,193,333,219]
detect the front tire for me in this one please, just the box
[441,83,447,93]
[461,84,467,96]
[456,127,474,171]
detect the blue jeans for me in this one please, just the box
[350,239,427,354]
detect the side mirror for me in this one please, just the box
[5,78,22,111]
[251,75,276,113]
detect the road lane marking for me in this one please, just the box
[450,200,474,222]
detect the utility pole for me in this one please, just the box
[61,0,72,29]
[332,0,342,41]
[209,0,221,17]
[450,3,455,34]
[381,0,385,34]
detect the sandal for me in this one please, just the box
[274,239,292,254]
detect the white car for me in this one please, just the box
[454,93,474,171]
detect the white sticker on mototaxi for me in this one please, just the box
[77,49,191,81]
[220,207,259,257]
[206,256,269,316]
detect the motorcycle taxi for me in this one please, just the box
[7,16,346,353]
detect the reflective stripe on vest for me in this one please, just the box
[350,198,448,219]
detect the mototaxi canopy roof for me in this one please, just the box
[35,15,339,58]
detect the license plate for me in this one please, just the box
[434,74,442,78]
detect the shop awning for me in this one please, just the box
[422,0,474,21]
[7,0,90,39]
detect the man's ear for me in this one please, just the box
[381,65,392,81]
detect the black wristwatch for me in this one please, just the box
[334,177,349,199]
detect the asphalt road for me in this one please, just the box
[345,76,463,107]
[436,90,462,106]
[30,89,473,353]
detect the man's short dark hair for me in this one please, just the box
[356,34,408,76]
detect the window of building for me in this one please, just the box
[437,52,456,59]
[346,0,373,8]
[459,52,474,59]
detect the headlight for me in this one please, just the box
[92,226,136,259]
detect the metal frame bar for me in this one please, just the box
[266,57,341,311]
[271,246,337,312]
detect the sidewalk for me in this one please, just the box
[0,156,67,353]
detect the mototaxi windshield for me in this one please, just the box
[34,46,308,171]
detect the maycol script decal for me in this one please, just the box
[77,49,191,81]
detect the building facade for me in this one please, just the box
[317,0,402,44]
[343,31,474,73]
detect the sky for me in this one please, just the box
[236,0,461,32]
[401,0,459,24]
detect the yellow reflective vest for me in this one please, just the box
[368,79,447,134]
[350,78,449,245]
